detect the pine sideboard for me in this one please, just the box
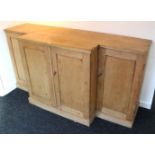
[5,23,151,127]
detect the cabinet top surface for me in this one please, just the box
[5,23,152,54]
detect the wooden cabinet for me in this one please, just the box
[96,48,146,127]
[5,32,27,90]
[19,41,97,126]
[5,24,151,127]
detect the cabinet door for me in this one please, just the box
[6,33,27,90]
[51,46,90,119]
[21,42,56,106]
[97,48,144,122]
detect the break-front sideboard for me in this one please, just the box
[5,23,151,127]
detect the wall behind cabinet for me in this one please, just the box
[0,22,24,96]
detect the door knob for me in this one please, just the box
[53,71,57,76]
[98,73,103,77]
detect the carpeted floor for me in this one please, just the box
[0,88,155,134]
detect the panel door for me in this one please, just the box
[51,46,90,119]
[97,48,139,120]
[21,42,56,106]
[6,33,27,90]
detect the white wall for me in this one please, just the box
[0,21,155,109]
[0,22,24,96]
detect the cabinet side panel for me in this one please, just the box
[5,33,27,90]
[5,33,18,80]
[90,48,98,120]
[97,48,106,111]
[11,38,26,83]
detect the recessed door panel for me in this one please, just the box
[97,48,136,117]
[103,56,135,113]
[23,44,56,106]
[52,47,90,118]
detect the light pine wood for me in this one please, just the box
[5,23,151,55]
[96,48,147,127]
[19,41,56,107]
[19,42,97,125]
[97,48,136,114]
[96,111,133,128]
[90,47,98,120]
[102,55,135,113]
[5,23,152,127]
[5,32,27,90]
[51,46,95,121]
[5,25,57,91]
[126,55,146,121]
[5,24,52,35]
